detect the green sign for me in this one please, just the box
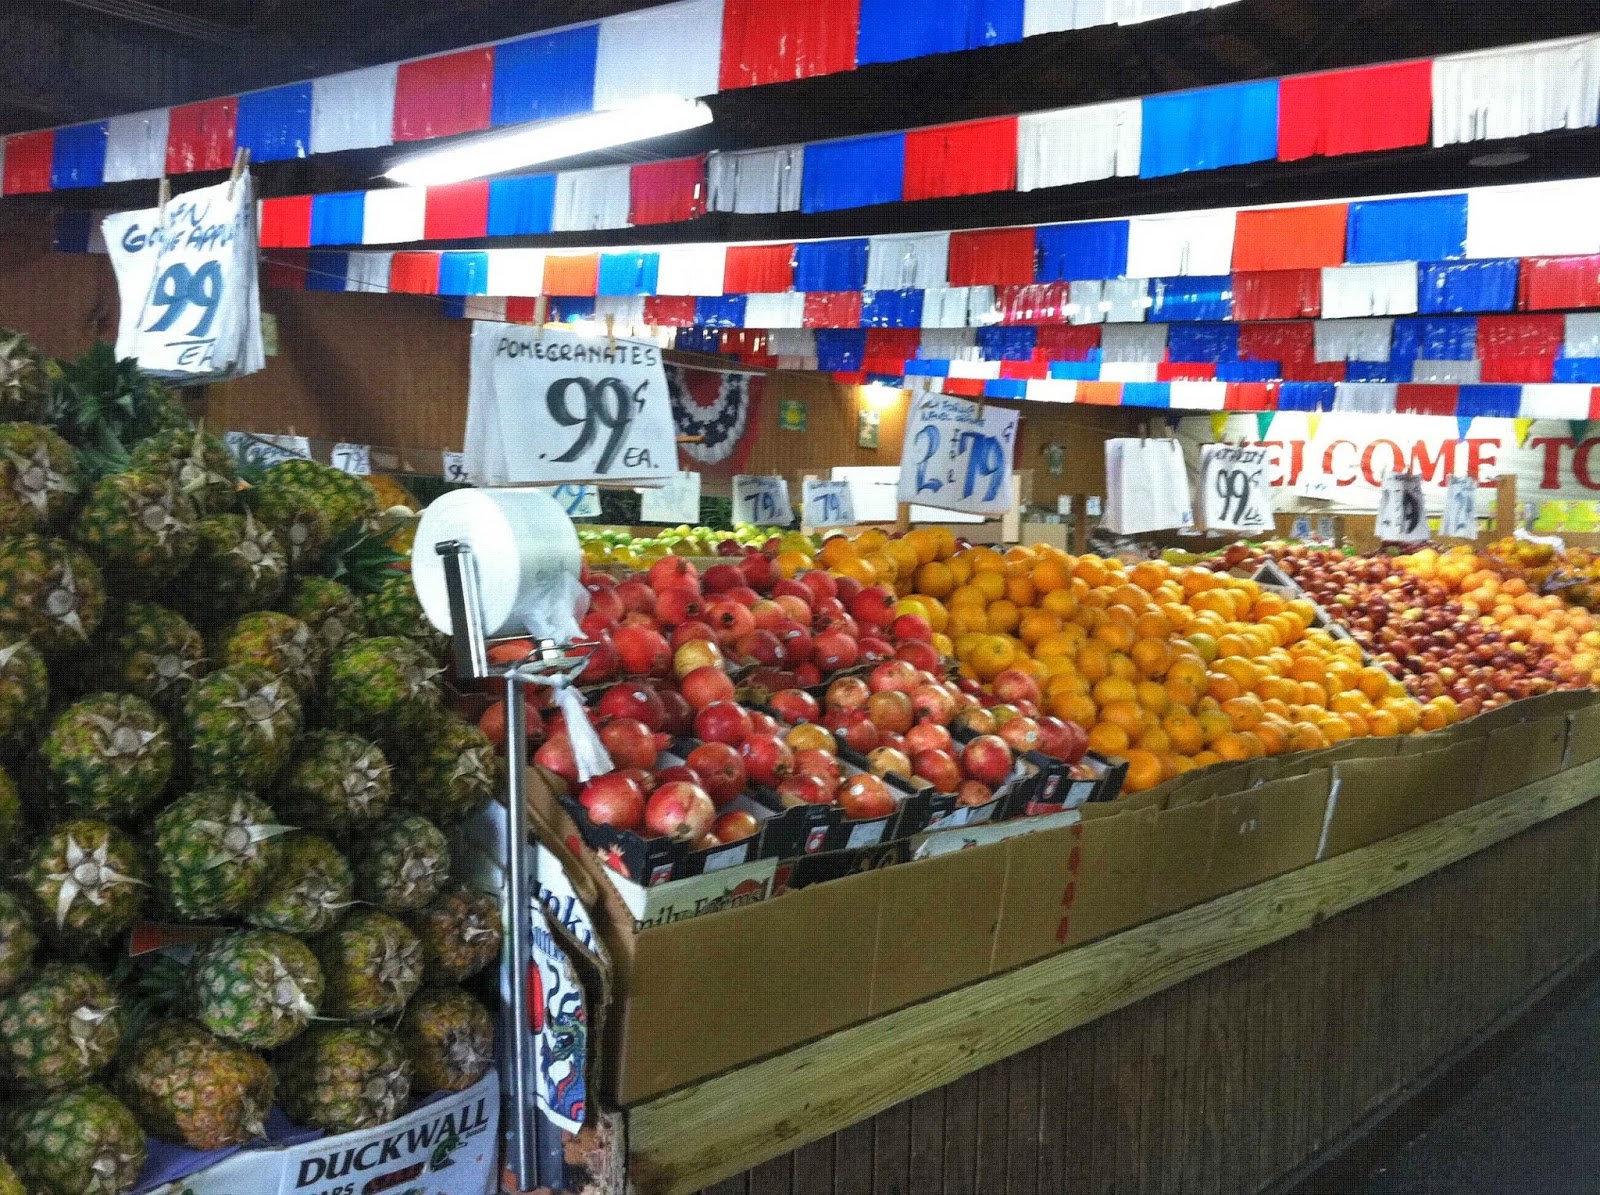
[857,408,880,449]
[779,399,808,433]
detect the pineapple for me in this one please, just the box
[0,1156,22,1195]
[183,664,303,789]
[0,889,38,995]
[0,329,47,423]
[5,1085,146,1195]
[249,482,332,574]
[0,634,48,750]
[23,820,144,946]
[325,635,442,740]
[399,986,494,1094]
[86,602,206,714]
[277,1024,411,1134]
[0,535,106,652]
[188,929,323,1049]
[72,471,199,593]
[400,711,496,825]
[410,885,503,985]
[0,964,123,1092]
[0,424,82,537]
[368,473,420,557]
[151,790,291,921]
[40,692,173,821]
[176,512,288,620]
[353,814,450,912]
[261,459,380,543]
[245,832,353,936]
[282,575,366,657]
[119,1018,273,1149]
[0,766,20,859]
[315,909,422,1020]
[278,730,392,838]
[128,426,239,515]
[361,572,447,654]
[214,610,321,696]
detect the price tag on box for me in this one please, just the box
[640,471,700,524]
[803,479,855,528]
[733,475,792,526]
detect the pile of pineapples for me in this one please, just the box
[0,330,504,1195]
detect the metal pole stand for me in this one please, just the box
[435,540,593,1193]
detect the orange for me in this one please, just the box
[1193,750,1223,768]
[776,550,816,578]
[1033,558,1070,594]
[882,539,920,578]
[1130,561,1167,592]
[1092,677,1137,706]
[1187,632,1219,664]
[1076,640,1113,682]
[1341,711,1370,737]
[1207,672,1244,703]
[1134,611,1173,641]
[903,528,941,566]
[1166,673,1204,708]
[1384,700,1421,734]
[1086,722,1130,758]
[1298,681,1329,708]
[1321,716,1354,743]
[1213,733,1251,762]
[1288,722,1328,752]
[1136,680,1170,714]
[1035,631,1081,660]
[915,561,956,599]
[1093,621,1135,652]
[1130,637,1172,679]
[1357,667,1394,703]
[973,571,1006,602]
[1111,584,1151,613]
[1170,755,1201,777]
[1197,708,1234,745]
[1006,575,1037,608]
[1418,705,1449,732]
[1329,691,1370,716]
[1163,712,1205,755]
[1018,611,1060,647]
[1073,556,1111,588]
[969,636,1015,681]
[1052,693,1098,726]
[1287,657,1327,684]
[949,605,988,635]
[1122,749,1163,793]
[1366,709,1401,737]
[967,546,1005,574]
[1041,589,1079,619]
[817,536,857,569]
[987,600,1021,634]
[1138,726,1172,755]
[1253,720,1287,755]
[1107,653,1139,682]
[1235,731,1266,759]
[1099,700,1148,738]
[1220,694,1264,731]
[830,555,876,584]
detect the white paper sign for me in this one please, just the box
[441,450,473,485]
[223,431,311,467]
[544,483,601,518]
[104,172,265,381]
[1376,472,1428,541]
[1200,443,1274,533]
[465,322,676,486]
[733,475,792,526]
[640,470,701,523]
[803,479,855,528]
[896,394,1020,517]
[330,442,371,476]
[1440,475,1479,539]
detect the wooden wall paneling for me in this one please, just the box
[867,1098,909,1194]
[744,1154,792,1195]
[702,1178,746,1195]
[1059,1021,1096,1193]
[971,1055,1010,1192]
[1117,996,1152,1193]
[903,1088,945,1192]
[1031,1038,1066,1195]
[1001,1044,1040,1195]
[938,1071,980,1195]
[1154,981,1190,1194]
[0,229,117,357]
[830,1119,873,1195]
[790,1137,835,1195]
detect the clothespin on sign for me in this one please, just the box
[534,296,548,340]
[157,176,171,218]
[605,314,616,350]
[226,148,250,200]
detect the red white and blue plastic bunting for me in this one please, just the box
[0,0,1247,196]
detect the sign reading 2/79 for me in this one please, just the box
[896,394,1020,517]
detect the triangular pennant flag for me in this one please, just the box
[1256,412,1275,441]
[1209,412,1228,441]
[1513,417,1535,448]
[1570,420,1593,445]
[1306,413,1322,440]
[1457,416,1474,442]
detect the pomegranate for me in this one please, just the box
[956,779,994,808]
[857,635,893,664]
[694,700,753,746]
[578,774,645,832]
[851,587,896,629]
[597,683,667,731]
[576,633,619,684]
[739,553,774,590]
[838,774,896,820]
[825,676,871,713]
[615,579,656,616]
[598,719,661,772]
[896,640,943,673]
[655,688,694,737]
[812,629,860,673]
[478,697,543,751]
[998,716,1042,754]
[912,748,962,793]
[905,721,954,755]
[772,578,811,603]
[644,781,715,841]
[879,730,907,754]
[769,688,821,725]
[648,557,699,592]
[774,594,813,625]
[534,733,579,788]
[707,600,756,643]
[991,669,1043,707]
[586,587,625,625]
[673,640,724,680]
[613,626,671,677]
[655,586,705,627]
[777,773,833,807]
[736,630,789,668]
[910,683,958,726]
[889,613,933,643]
[615,767,655,791]
[747,710,779,737]
[740,734,795,786]
[799,570,838,605]
[792,748,842,785]
[750,599,784,630]
[833,575,863,604]
[654,763,703,788]
[869,660,919,694]
[724,585,762,608]
[702,564,745,595]
[771,620,814,664]
[867,746,913,779]
[794,662,823,688]
[711,809,761,844]
[686,742,746,806]
[867,690,915,735]
[670,622,717,650]
[680,666,736,711]
[1036,717,1089,765]
[961,735,1016,787]
[826,707,881,754]
[812,597,849,629]
[952,707,998,736]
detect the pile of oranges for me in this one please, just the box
[820,535,1446,794]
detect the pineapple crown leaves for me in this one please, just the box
[111,953,186,1039]
[79,712,163,760]
[319,522,407,595]
[217,673,294,742]
[231,511,284,579]
[190,798,296,872]
[40,832,145,930]
[4,442,78,514]
[41,552,92,641]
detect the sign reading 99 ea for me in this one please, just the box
[465,323,678,486]
[896,393,1020,517]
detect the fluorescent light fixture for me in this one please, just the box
[385,97,714,187]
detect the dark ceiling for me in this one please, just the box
[7,0,1600,250]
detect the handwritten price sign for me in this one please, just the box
[1376,472,1428,542]
[1200,444,1274,533]
[803,479,856,528]
[330,443,371,476]
[465,323,677,486]
[1440,475,1479,539]
[733,476,793,526]
[895,394,1019,517]
[640,471,700,524]
[545,484,601,518]
[442,451,473,485]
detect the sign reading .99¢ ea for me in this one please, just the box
[896,394,1019,517]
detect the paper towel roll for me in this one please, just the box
[413,488,585,642]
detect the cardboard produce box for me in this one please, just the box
[1319,736,1490,860]
[1477,715,1571,801]
[1205,769,1332,896]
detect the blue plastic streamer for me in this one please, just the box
[1392,317,1478,362]
[1554,359,1600,383]
[1151,278,1234,323]
[1344,362,1410,383]
[904,359,950,377]
[598,252,660,296]
[862,289,925,328]
[793,239,871,292]
[306,252,350,292]
[1219,361,1280,381]
[51,209,92,253]
[977,326,1037,360]
[1122,383,1172,409]
[816,329,870,372]
[1277,383,1337,412]
[1418,259,1520,314]
[856,0,1024,64]
[49,122,107,189]
[1456,416,1475,440]
[675,327,721,354]
[1168,323,1240,364]
[983,379,1031,399]
[487,175,557,236]
[309,192,366,246]
[1049,360,1101,380]
[1346,195,1468,264]
[438,252,491,296]
[439,296,467,320]
[234,84,313,162]
[1455,385,1522,419]
[491,25,599,126]
[694,295,747,328]
[801,134,906,213]
[1140,81,1279,178]
[1035,220,1131,282]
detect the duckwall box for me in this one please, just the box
[161,1072,499,1195]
